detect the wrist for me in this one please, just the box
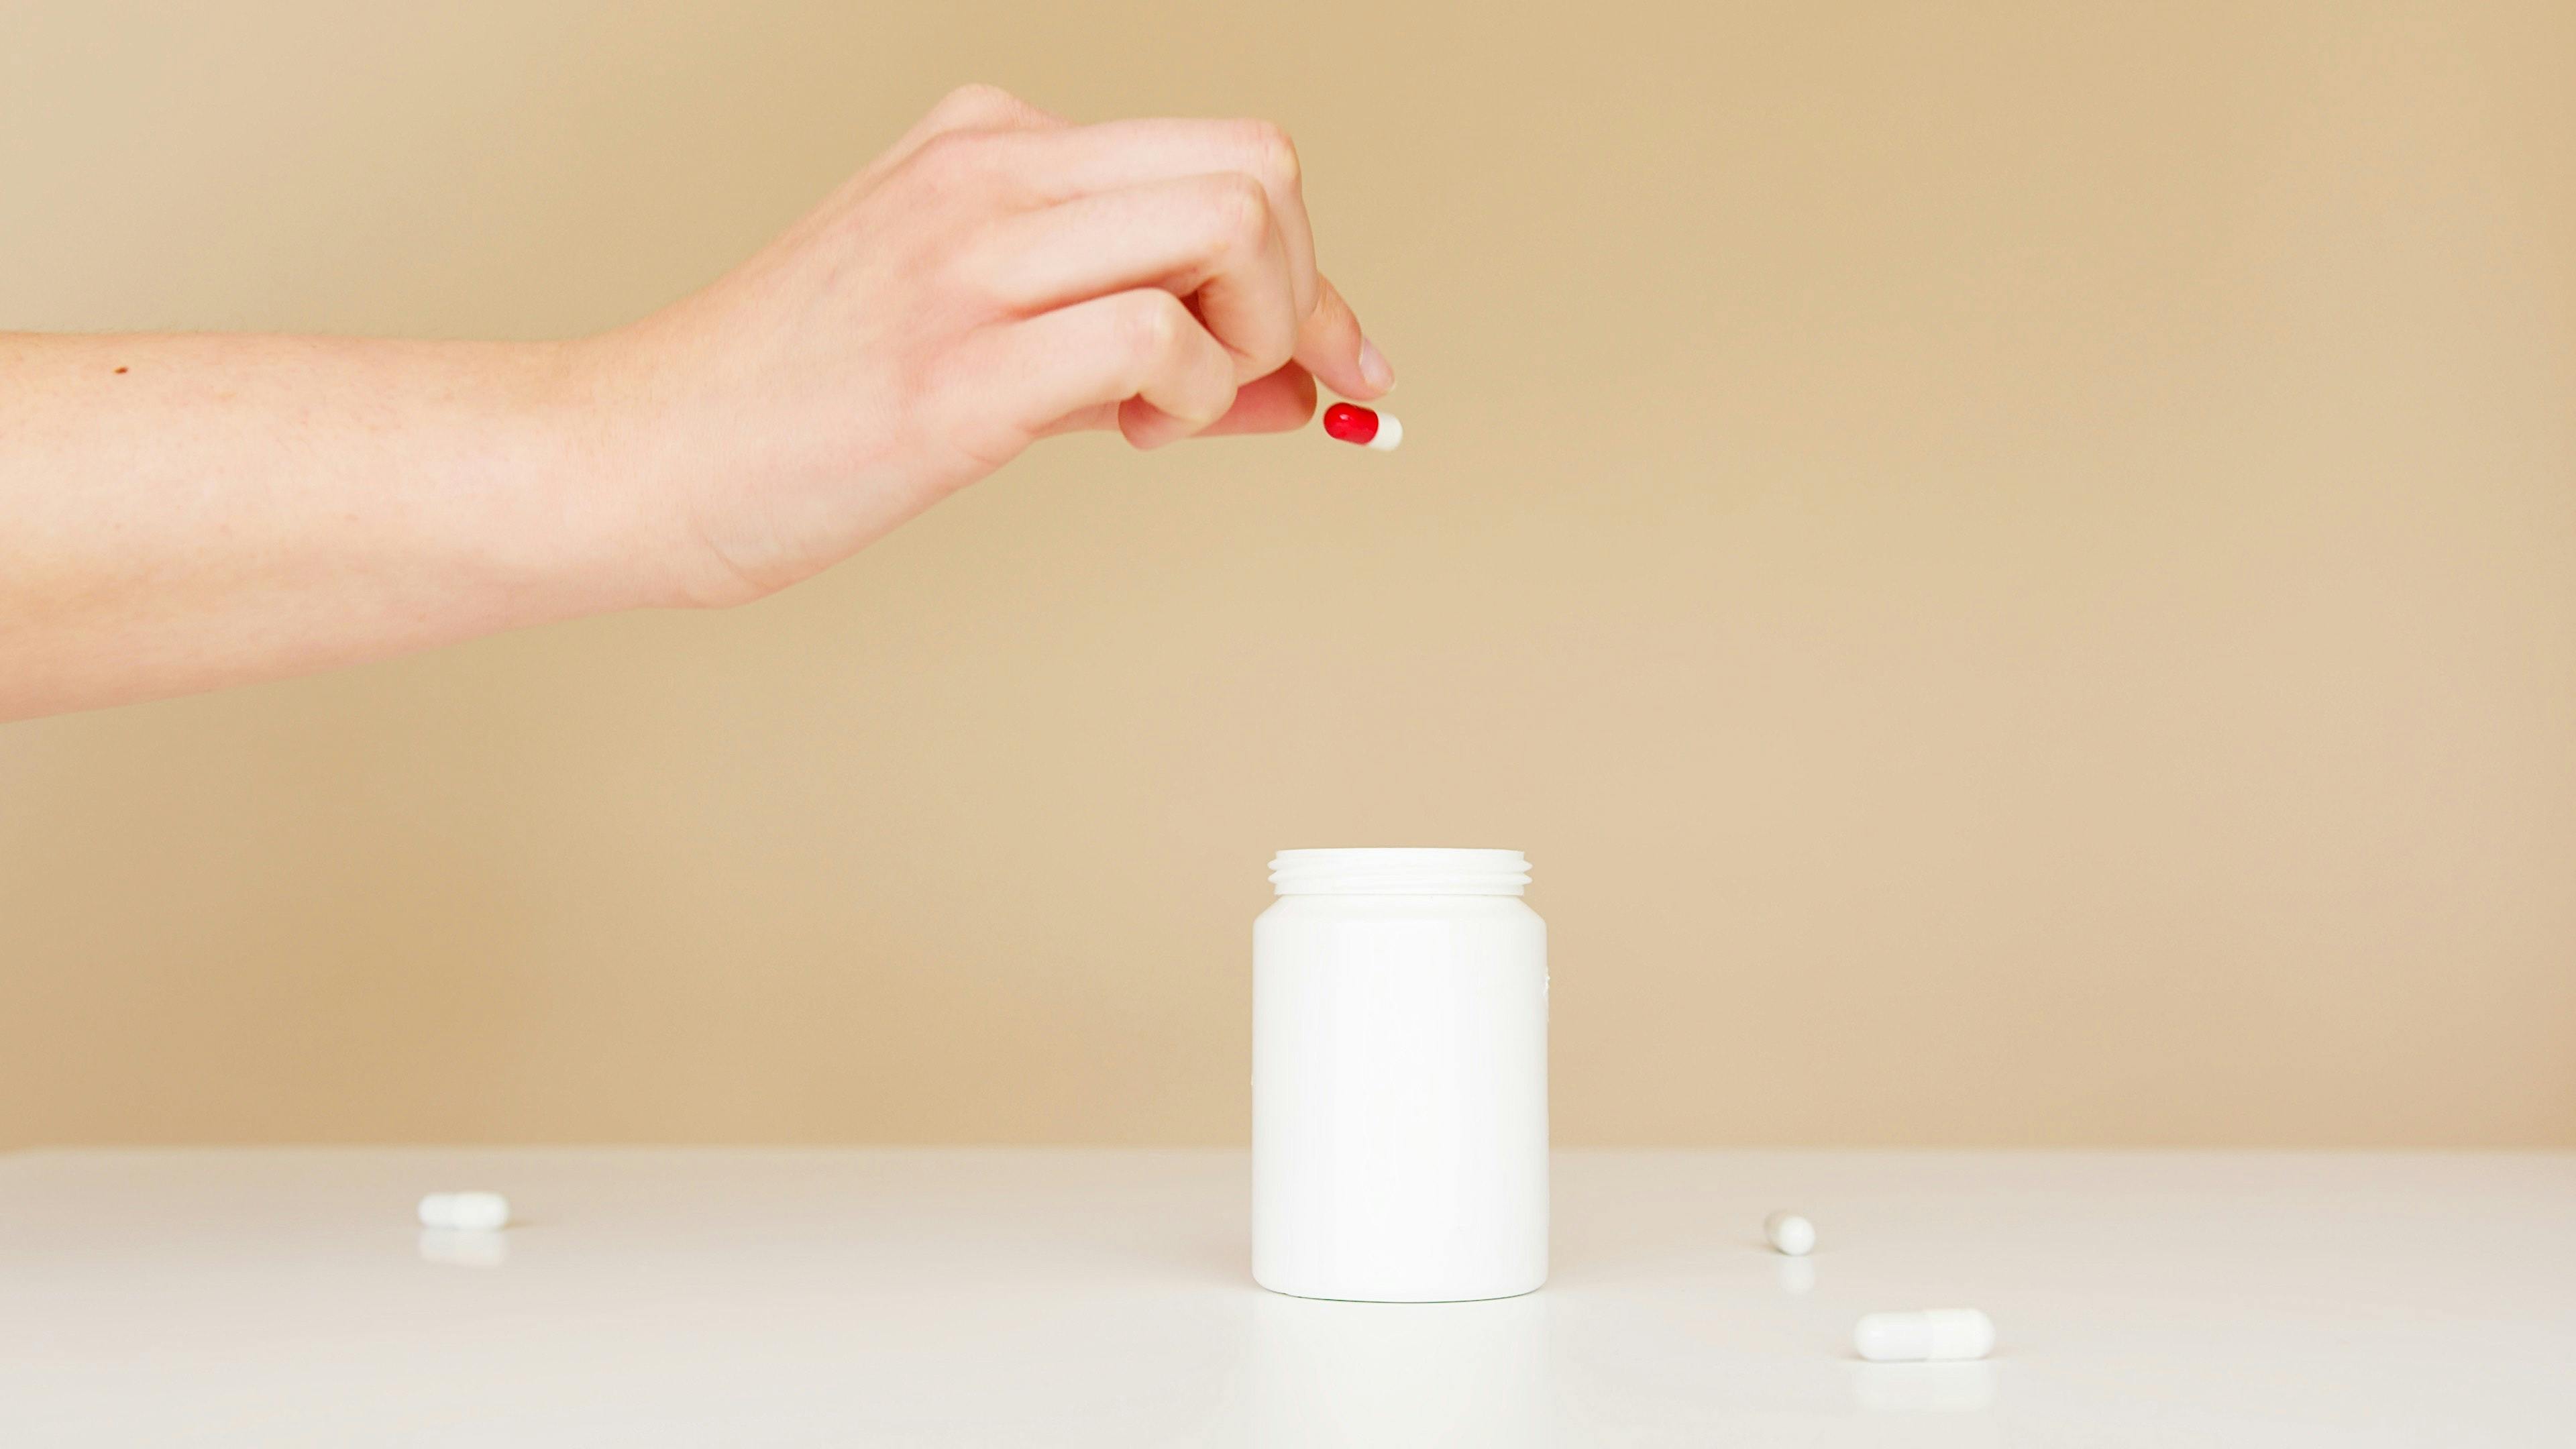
[549,324,767,612]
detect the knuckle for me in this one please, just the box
[1124,291,1189,359]
[1245,328,1295,376]
[1174,379,1232,427]
[1202,376,1246,423]
[1203,174,1273,255]
[938,82,1023,120]
[1305,274,1345,326]
[1238,119,1300,193]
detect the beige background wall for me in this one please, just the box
[3,1,2571,1148]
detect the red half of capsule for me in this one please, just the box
[1322,402,1381,445]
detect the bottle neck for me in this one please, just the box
[1269,849,1530,897]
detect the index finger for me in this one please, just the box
[991,119,1318,315]
[987,119,1389,400]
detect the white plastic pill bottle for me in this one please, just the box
[1252,847,1548,1302]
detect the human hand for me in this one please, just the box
[589,85,1393,606]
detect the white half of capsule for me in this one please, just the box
[1854,1309,1995,1362]
[417,1191,511,1232]
[1365,413,1403,451]
[1764,1210,1815,1256]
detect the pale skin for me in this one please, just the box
[0,86,1391,722]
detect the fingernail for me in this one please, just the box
[1357,337,1394,392]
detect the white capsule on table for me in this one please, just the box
[417,1191,511,1232]
[1763,1210,1815,1256]
[1854,1309,1994,1362]
[417,1228,510,1268]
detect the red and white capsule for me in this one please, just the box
[1322,402,1403,451]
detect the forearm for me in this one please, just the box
[0,91,1388,722]
[0,331,661,720]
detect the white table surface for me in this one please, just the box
[4,1148,2570,1446]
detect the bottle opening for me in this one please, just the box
[1269,848,1531,897]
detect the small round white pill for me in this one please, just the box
[1854,1309,1995,1362]
[1764,1210,1816,1256]
[417,1191,511,1232]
